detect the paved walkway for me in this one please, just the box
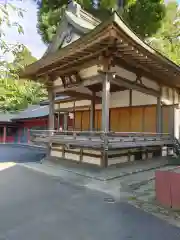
[20,159,180,228]
[19,159,178,200]
[1,165,180,239]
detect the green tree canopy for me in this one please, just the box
[147,1,180,65]
[37,0,166,44]
[0,46,47,112]
[0,4,47,113]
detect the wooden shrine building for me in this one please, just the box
[20,1,180,167]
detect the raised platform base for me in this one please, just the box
[30,131,175,167]
[50,143,171,167]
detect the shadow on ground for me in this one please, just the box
[0,165,180,239]
[0,144,46,163]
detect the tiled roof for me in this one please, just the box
[0,104,49,123]
[11,105,49,120]
[40,96,69,105]
[0,113,14,122]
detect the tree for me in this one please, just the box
[8,46,37,76]
[37,0,165,44]
[0,4,47,112]
[0,4,24,59]
[0,46,47,112]
[0,78,47,112]
[147,1,180,65]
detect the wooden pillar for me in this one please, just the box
[101,71,111,168]
[46,79,55,158]
[57,112,60,130]
[3,126,6,143]
[47,84,55,132]
[63,112,68,131]
[169,89,175,137]
[90,92,96,131]
[102,72,111,132]
[156,95,162,133]
[171,89,179,138]
[174,107,180,139]
[73,101,75,131]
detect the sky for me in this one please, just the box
[2,0,180,61]
[2,0,46,60]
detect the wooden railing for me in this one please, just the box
[30,130,173,150]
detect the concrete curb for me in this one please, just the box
[21,159,169,183]
[41,160,169,181]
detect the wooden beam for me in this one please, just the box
[53,75,102,93]
[112,75,160,97]
[64,90,101,103]
[115,56,177,89]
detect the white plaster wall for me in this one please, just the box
[58,100,91,110]
[161,86,177,105]
[79,65,98,78]
[113,65,160,91]
[175,108,180,139]
[109,90,157,108]
[54,77,63,87]
[54,90,157,110]
[110,90,129,107]
[175,90,179,104]
[131,91,157,105]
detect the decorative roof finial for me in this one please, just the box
[67,0,81,16]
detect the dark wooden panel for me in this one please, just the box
[97,110,102,131]
[81,111,90,130]
[74,111,82,131]
[119,108,130,132]
[144,106,156,132]
[162,105,170,133]
[131,107,143,132]
[110,108,120,131]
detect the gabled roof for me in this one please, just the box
[20,3,180,88]
[44,1,100,56]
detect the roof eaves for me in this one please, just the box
[19,15,114,79]
[113,11,180,73]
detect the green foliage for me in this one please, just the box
[122,0,165,39]
[8,46,37,77]
[0,46,47,113]
[0,4,47,113]
[0,79,47,112]
[0,4,24,56]
[147,1,180,65]
[37,0,165,44]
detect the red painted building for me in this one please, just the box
[0,104,68,143]
[0,95,74,144]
